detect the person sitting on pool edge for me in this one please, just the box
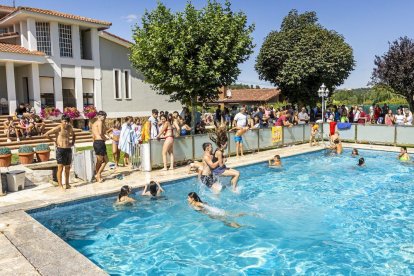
[187,192,241,228]
[142,181,164,197]
[398,146,410,161]
[116,185,135,205]
[357,157,365,167]
[230,126,250,157]
[269,155,282,167]
[352,148,359,157]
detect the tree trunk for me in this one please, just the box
[191,96,196,135]
[408,95,414,112]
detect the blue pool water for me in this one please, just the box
[30,149,414,275]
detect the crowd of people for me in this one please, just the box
[3,103,45,142]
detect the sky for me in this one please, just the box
[4,0,414,89]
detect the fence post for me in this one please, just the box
[394,126,397,146]
[281,126,285,146]
[257,129,260,153]
[354,124,358,143]
[302,124,305,143]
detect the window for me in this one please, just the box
[62,78,76,107]
[114,69,121,99]
[80,29,92,60]
[82,79,94,106]
[124,70,131,99]
[35,22,51,55]
[59,24,73,57]
[39,77,55,107]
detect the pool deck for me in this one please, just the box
[0,143,409,275]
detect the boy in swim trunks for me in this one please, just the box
[398,146,410,161]
[309,123,319,146]
[92,111,108,182]
[269,154,282,167]
[200,142,222,193]
[45,115,75,189]
[230,126,250,157]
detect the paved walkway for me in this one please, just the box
[0,142,407,275]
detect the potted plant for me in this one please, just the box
[0,147,12,167]
[35,144,51,162]
[18,145,35,165]
[41,107,62,120]
[83,106,97,130]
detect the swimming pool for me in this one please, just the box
[30,149,414,275]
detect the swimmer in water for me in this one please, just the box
[352,148,359,157]
[357,157,365,167]
[187,192,241,228]
[142,181,164,197]
[115,185,135,205]
[330,138,343,154]
[398,146,410,161]
[269,154,282,167]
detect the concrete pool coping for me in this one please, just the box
[0,143,410,275]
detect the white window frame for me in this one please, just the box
[123,69,132,100]
[58,23,73,58]
[113,69,122,100]
[35,22,52,56]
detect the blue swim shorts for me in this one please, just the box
[234,136,243,143]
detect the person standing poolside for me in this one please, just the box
[106,120,121,167]
[298,107,309,124]
[201,142,222,193]
[119,116,134,167]
[398,146,410,161]
[156,114,175,170]
[230,126,250,157]
[45,115,75,190]
[92,111,108,183]
[233,107,248,128]
[309,124,319,146]
[3,116,20,142]
[148,109,159,139]
[384,109,395,126]
[275,112,292,127]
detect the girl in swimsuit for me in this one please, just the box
[398,146,410,161]
[156,114,175,170]
[107,120,122,167]
[187,192,241,228]
[115,185,135,205]
[210,124,240,192]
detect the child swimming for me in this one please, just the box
[357,157,365,167]
[187,192,241,228]
[115,185,135,205]
[398,146,410,161]
[352,148,359,157]
[142,181,164,197]
[269,154,282,167]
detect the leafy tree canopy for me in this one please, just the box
[332,85,407,106]
[255,9,355,104]
[130,0,255,107]
[372,36,414,110]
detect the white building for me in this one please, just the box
[0,4,181,117]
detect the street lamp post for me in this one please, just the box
[318,83,329,141]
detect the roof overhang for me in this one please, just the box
[0,52,46,63]
[0,10,111,30]
[99,31,132,48]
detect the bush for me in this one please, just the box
[35,143,50,152]
[18,145,34,154]
[0,147,11,155]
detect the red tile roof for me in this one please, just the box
[0,31,18,38]
[0,5,17,13]
[102,31,132,44]
[0,42,45,56]
[218,88,280,103]
[0,5,111,27]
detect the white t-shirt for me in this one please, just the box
[395,114,405,125]
[148,116,159,139]
[234,112,248,127]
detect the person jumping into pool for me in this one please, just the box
[230,126,250,157]
[210,125,240,192]
[357,157,365,167]
[142,181,164,197]
[45,115,75,190]
[269,154,282,167]
[201,142,222,193]
[352,148,359,157]
[187,192,241,228]
[92,111,109,183]
[398,146,410,161]
[115,185,135,205]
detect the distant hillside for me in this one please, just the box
[332,85,407,105]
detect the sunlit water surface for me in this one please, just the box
[30,149,414,275]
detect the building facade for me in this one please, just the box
[0,5,181,117]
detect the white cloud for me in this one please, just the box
[122,14,138,23]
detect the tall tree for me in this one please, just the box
[130,1,254,132]
[372,36,414,111]
[255,9,355,105]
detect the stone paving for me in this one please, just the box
[0,142,407,275]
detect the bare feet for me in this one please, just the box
[169,166,174,170]
[65,184,71,189]
[161,168,168,171]
[95,174,103,183]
